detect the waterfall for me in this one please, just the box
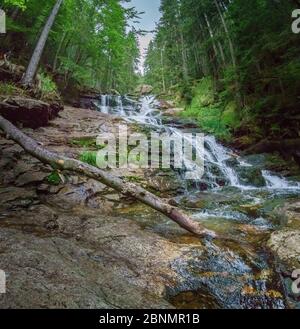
[100,95,109,114]
[205,136,240,187]
[262,170,300,189]
[95,95,300,192]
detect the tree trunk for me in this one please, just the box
[213,0,243,108]
[0,114,216,238]
[180,31,189,82]
[52,31,67,72]
[213,0,236,69]
[204,13,219,62]
[21,0,64,87]
[160,45,166,93]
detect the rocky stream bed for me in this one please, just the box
[0,102,300,309]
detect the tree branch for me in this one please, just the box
[0,114,216,238]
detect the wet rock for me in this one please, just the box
[13,161,34,177]
[164,108,184,117]
[243,154,300,177]
[157,100,174,110]
[268,201,300,269]
[161,116,199,129]
[144,170,183,196]
[0,203,187,309]
[235,166,266,187]
[168,243,286,309]
[179,196,207,209]
[268,230,300,268]
[237,204,262,218]
[135,84,153,95]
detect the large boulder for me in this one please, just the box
[135,84,153,95]
[0,96,63,128]
[268,230,300,269]
[268,201,300,268]
[164,107,184,117]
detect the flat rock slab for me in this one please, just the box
[0,96,63,128]
[0,105,193,308]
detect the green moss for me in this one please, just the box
[181,77,239,141]
[222,101,239,127]
[0,82,26,96]
[71,137,106,149]
[47,171,61,185]
[125,176,143,183]
[79,151,98,166]
[71,138,96,148]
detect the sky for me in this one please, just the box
[125,0,162,73]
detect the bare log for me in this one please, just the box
[0,114,216,238]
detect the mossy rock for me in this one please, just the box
[235,166,266,187]
[237,204,262,218]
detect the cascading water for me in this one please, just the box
[95,94,300,309]
[100,95,109,114]
[95,95,300,192]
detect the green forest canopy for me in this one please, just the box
[1,0,141,94]
[1,0,300,145]
[144,0,300,143]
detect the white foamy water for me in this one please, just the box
[96,95,300,192]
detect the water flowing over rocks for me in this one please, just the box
[1,97,300,309]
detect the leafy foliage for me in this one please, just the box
[2,0,140,94]
[47,171,61,185]
[80,151,97,167]
[145,0,300,142]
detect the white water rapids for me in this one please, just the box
[95,95,300,192]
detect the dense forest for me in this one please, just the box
[1,0,300,311]
[1,0,140,94]
[145,0,300,146]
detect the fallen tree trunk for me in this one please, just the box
[0,114,216,238]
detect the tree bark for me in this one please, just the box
[52,31,67,72]
[213,0,243,108]
[0,114,216,238]
[21,0,64,87]
[160,44,166,93]
[204,13,219,62]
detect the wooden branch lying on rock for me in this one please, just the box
[0,114,216,238]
